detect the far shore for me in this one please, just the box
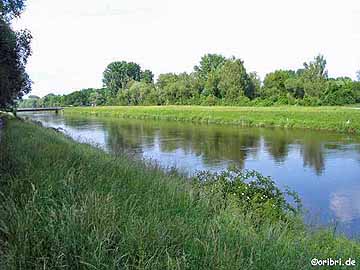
[64,105,360,134]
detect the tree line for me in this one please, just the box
[20,54,360,108]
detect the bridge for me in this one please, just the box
[16,107,64,113]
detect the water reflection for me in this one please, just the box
[21,112,360,237]
[330,190,360,223]
[105,120,357,176]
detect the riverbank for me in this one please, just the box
[65,106,360,134]
[0,118,359,269]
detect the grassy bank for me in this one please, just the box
[0,119,359,269]
[65,106,360,134]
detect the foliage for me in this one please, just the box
[0,0,26,21]
[249,72,261,97]
[351,81,360,102]
[17,54,360,108]
[102,61,142,96]
[18,88,111,108]
[194,168,301,222]
[284,77,305,98]
[300,54,328,98]
[17,96,38,108]
[118,81,158,105]
[262,70,295,98]
[321,79,357,106]
[194,53,226,82]
[157,73,200,105]
[0,0,31,109]
[218,57,255,99]
[89,90,107,106]
[140,69,154,84]
[303,54,328,80]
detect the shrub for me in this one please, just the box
[193,168,302,223]
[320,81,357,106]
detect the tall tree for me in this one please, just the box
[140,69,154,84]
[194,54,226,80]
[249,72,261,98]
[218,57,254,99]
[301,54,328,97]
[102,61,141,96]
[0,0,32,109]
[357,70,360,81]
[303,54,328,80]
[194,54,226,97]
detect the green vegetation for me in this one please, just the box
[65,106,360,134]
[0,118,359,269]
[0,0,32,109]
[19,54,360,109]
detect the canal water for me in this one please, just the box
[22,112,360,238]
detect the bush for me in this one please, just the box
[321,81,357,106]
[193,168,302,223]
[220,96,251,106]
[200,95,218,106]
[298,96,322,106]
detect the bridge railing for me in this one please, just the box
[16,107,64,112]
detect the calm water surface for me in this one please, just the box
[22,112,360,238]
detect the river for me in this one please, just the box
[21,112,360,238]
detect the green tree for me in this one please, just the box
[157,73,199,105]
[0,0,32,109]
[118,81,158,105]
[156,73,178,103]
[43,93,59,107]
[202,70,221,97]
[357,70,360,81]
[303,55,328,79]
[249,72,261,98]
[18,97,39,108]
[284,78,304,98]
[194,54,226,98]
[218,57,254,100]
[89,90,106,106]
[140,69,154,84]
[262,70,295,98]
[102,61,141,96]
[63,89,95,106]
[321,79,356,105]
[351,81,360,102]
[301,54,328,98]
[194,54,226,80]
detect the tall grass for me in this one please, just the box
[0,118,359,269]
[64,106,360,134]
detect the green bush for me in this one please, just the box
[321,81,357,106]
[194,168,301,223]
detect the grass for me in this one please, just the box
[65,105,360,134]
[0,118,359,269]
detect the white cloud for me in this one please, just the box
[330,190,360,223]
[13,0,360,96]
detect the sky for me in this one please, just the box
[13,0,360,97]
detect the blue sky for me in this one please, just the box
[13,0,360,97]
